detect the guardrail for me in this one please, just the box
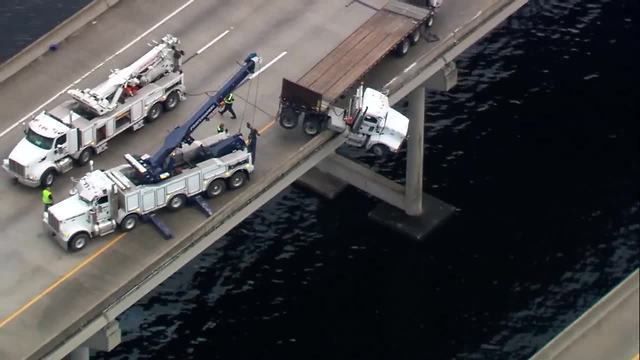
[0,0,120,84]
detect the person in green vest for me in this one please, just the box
[42,187,53,212]
[218,93,237,119]
[217,123,227,133]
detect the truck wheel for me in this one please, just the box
[146,103,163,122]
[426,15,435,28]
[302,118,321,136]
[120,213,139,231]
[205,179,226,198]
[76,147,93,166]
[68,232,89,252]
[40,169,56,188]
[167,194,186,211]
[409,28,421,45]
[163,91,180,111]
[228,171,247,190]
[371,144,391,157]
[279,107,299,129]
[394,38,410,57]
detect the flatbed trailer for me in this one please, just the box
[299,0,430,102]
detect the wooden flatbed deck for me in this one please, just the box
[298,0,428,101]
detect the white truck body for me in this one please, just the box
[44,133,253,251]
[3,34,185,187]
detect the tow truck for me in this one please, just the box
[3,34,186,188]
[277,79,409,156]
[44,53,261,252]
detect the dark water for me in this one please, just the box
[0,0,90,62]
[3,0,639,359]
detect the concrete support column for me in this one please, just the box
[404,86,425,216]
[69,346,90,360]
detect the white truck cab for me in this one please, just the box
[344,86,409,156]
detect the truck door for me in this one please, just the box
[359,116,378,135]
[53,134,68,160]
[95,195,111,223]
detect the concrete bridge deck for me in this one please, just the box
[0,0,527,358]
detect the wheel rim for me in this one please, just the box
[427,16,434,27]
[231,174,244,187]
[282,117,295,127]
[411,30,420,43]
[44,173,54,186]
[304,122,318,135]
[373,145,383,156]
[166,93,178,108]
[81,150,90,163]
[149,105,160,119]
[170,196,183,208]
[74,236,86,249]
[124,217,136,229]
[209,182,222,196]
[402,40,409,54]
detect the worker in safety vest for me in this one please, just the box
[218,93,237,119]
[42,187,53,212]
[217,123,227,133]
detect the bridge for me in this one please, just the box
[0,0,528,358]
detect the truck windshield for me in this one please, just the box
[26,128,54,149]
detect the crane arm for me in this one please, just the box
[128,52,260,183]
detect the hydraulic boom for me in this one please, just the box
[125,52,261,183]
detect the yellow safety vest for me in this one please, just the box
[224,93,234,104]
[42,189,53,205]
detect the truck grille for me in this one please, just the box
[48,212,60,232]
[9,159,25,177]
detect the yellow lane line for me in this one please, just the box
[0,233,127,329]
[1,117,279,329]
[258,119,276,134]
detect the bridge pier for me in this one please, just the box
[298,63,459,240]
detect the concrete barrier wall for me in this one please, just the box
[0,0,120,84]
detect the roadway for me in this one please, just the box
[0,0,511,358]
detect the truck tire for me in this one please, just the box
[371,144,391,157]
[163,91,180,111]
[426,15,435,28]
[228,171,247,190]
[68,232,89,252]
[205,179,226,198]
[302,117,321,136]
[146,103,163,122]
[394,38,410,57]
[409,28,421,45]
[279,107,299,129]
[40,169,56,188]
[167,194,186,211]
[120,213,139,231]
[76,147,93,166]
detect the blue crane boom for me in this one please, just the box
[125,52,260,183]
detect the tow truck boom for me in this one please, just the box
[128,52,260,183]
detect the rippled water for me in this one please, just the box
[2,0,638,359]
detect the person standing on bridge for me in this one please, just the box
[42,187,53,212]
[219,93,237,119]
[246,123,260,164]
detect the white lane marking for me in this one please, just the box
[250,51,287,79]
[384,76,398,88]
[403,62,417,73]
[196,28,232,55]
[0,0,195,139]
